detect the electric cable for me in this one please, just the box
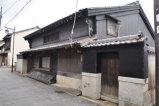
[0,0,32,31]
[70,0,79,41]
[2,0,20,15]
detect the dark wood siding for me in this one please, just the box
[100,53,119,97]
[44,32,59,44]
[30,18,89,48]
[83,49,97,73]
[58,49,83,79]
[96,12,154,47]
[83,43,146,79]
[27,55,33,73]
[27,52,57,74]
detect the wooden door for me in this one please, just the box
[101,53,119,98]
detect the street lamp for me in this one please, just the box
[5,26,15,72]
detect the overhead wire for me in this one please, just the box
[2,0,20,15]
[18,0,38,27]
[0,0,32,31]
[1,0,17,14]
[70,0,79,43]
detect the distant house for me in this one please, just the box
[0,27,39,67]
[19,2,155,106]
[0,41,6,65]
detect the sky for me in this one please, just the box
[0,0,154,40]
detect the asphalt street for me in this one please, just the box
[0,67,101,106]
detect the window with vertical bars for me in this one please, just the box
[42,57,50,69]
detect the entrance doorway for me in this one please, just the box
[100,52,119,99]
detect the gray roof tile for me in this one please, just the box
[81,34,146,48]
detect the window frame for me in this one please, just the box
[41,56,51,70]
[106,18,119,37]
[43,32,59,44]
[32,55,51,71]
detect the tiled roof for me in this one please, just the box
[25,1,154,40]
[21,34,148,54]
[81,34,146,48]
[88,1,140,9]
[3,26,40,40]
[21,37,95,53]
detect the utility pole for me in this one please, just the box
[0,7,2,28]
[154,0,159,105]
[5,27,15,72]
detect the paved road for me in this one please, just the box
[0,67,100,106]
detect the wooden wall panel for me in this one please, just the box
[58,50,83,74]
[100,53,119,97]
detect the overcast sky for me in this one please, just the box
[0,0,154,39]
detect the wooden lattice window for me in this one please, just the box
[44,32,59,43]
[42,56,50,69]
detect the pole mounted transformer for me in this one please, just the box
[154,0,159,105]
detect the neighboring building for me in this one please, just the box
[0,41,6,65]
[19,2,155,106]
[1,26,39,67]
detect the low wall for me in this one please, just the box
[16,55,27,74]
[118,76,153,106]
[82,72,101,99]
[56,75,82,90]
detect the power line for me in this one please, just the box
[0,0,32,31]
[2,0,20,15]
[70,0,79,42]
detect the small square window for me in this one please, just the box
[106,19,119,37]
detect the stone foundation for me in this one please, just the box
[56,75,82,90]
[28,69,56,84]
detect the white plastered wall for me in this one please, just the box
[9,28,39,66]
[16,58,28,74]
[7,52,11,66]
[118,76,150,106]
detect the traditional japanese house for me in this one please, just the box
[19,2,155,106]
[1,27,39,67]
[0,41,6,65]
